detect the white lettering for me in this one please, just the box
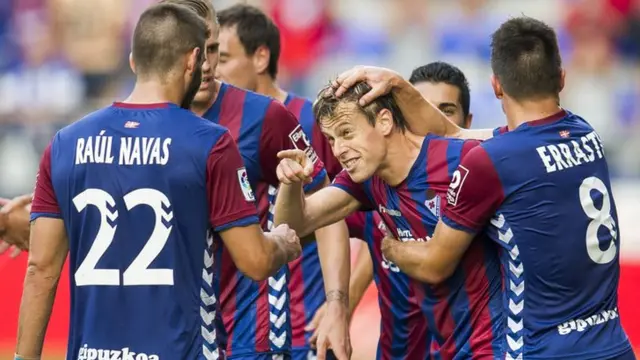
[75,133,170,166]
[536,131,606,174]
[557,308,619,335]
[378,205,401,217]
[77,345,160,360]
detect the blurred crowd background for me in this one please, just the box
[2,0,640,196]
[0,0,639,358]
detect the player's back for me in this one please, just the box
[480,110,632,359]
[346,211,433,360]
[50,102,226,359]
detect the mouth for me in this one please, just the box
[199,76,213,90]
[342,158,360,171]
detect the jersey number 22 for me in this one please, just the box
[73,188,174,286]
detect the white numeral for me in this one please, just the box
[73,188,174,286]
[579,176,617,264]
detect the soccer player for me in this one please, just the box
[161,1,350,359]
[273,81,505,359]
[381,17,635,359]
[213,4,348,359]
[311,61,477,359]
[14,4,301,360]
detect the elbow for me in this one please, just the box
[24,261,62,286]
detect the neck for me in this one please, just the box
[503,96,563,130]
[376,132,423,186]
[256,75,288,103]
[191,80,222,117]
[124,79,183,105]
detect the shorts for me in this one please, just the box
[291,348,337,360]
[228,353,291,360]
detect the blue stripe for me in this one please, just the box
[233,273,260,354]
[239,93,269,187]
[204,83,228,121]
[214,215,260,232]
[30,212,62,221]
[298,100,315,144]
[301,241,324,344]
[482,239,506,356]
[303,168,327,193]
[445,139,464,178]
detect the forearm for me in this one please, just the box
[15,265,62,357]
[315,220,350,308]
[392,78,461,137]
[348,243,374,315]
[263,232,292,276]
[273,182,311,236]
[386,241,450,284]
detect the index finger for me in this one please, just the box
[277,149,303,160]
[0,198,10,206]
[333,69,367,98]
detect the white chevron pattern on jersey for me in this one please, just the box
[491,213,525,360]
[267,185,291,353]
[201,232,221,360]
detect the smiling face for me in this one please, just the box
[319,102,390,183]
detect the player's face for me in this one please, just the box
[215,26,258,91]
[193,19,220,106]
[414,81,471,128]
[320,104,387,183]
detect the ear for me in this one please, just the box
[559,68,566,92]
[129,52,136,74]
[375,109,395,136]
[490,74,503,99]
[252,45,270,76]
[187,47,201,76]
[464,113,473,129]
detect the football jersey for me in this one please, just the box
[30,102,259,360]
[443,110,633,359]
[346,211,434,360]
[202,84,326,357]
[333,135,504,359]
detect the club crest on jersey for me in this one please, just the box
[237,167,255,201]
[424,190,441,217]
[124,121,139,129]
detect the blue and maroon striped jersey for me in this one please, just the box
[30,102,259,359]
[203,84,327,357]
[333,135,505,359]
[443,110,633,359]
[347,211,434,360]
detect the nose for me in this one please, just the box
[201,57,211,74]
[332,139,348,160]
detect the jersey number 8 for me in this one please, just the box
[73,188,174,286]
[579,176,617,264]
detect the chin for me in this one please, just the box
[346,167,372,184]
[193,89,214,105]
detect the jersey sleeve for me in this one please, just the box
[31,142,62,220]
[331,170,374,211]
[207,131,260,231]
[441,145,506,233]
[259,100,327,192]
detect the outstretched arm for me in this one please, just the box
[332,66,495,140]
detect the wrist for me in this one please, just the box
[325,290,348,307]
[0,212,7,237]
[15,354,41,360]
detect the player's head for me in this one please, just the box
[313,82,407,183]
[158,0,219,107]
[130,3,209,109]
[409,62,472,129]
[490,16,564,104]
[215,4,280,91]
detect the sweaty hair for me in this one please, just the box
[409,62,471,119]
[313,82,407,132]
[132,3,210,78]
[490,16,562,101]
[158,0,216,21]
[217,4,280,78]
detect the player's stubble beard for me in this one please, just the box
[181,59,204,109]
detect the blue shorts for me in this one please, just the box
[291,348,337,360]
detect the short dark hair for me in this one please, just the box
[217,4,280,78]
[409,62,471,119]
[132,3,209,78]
[158,0,216,21]
[313,82,407,132]
[490,16,562,101]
